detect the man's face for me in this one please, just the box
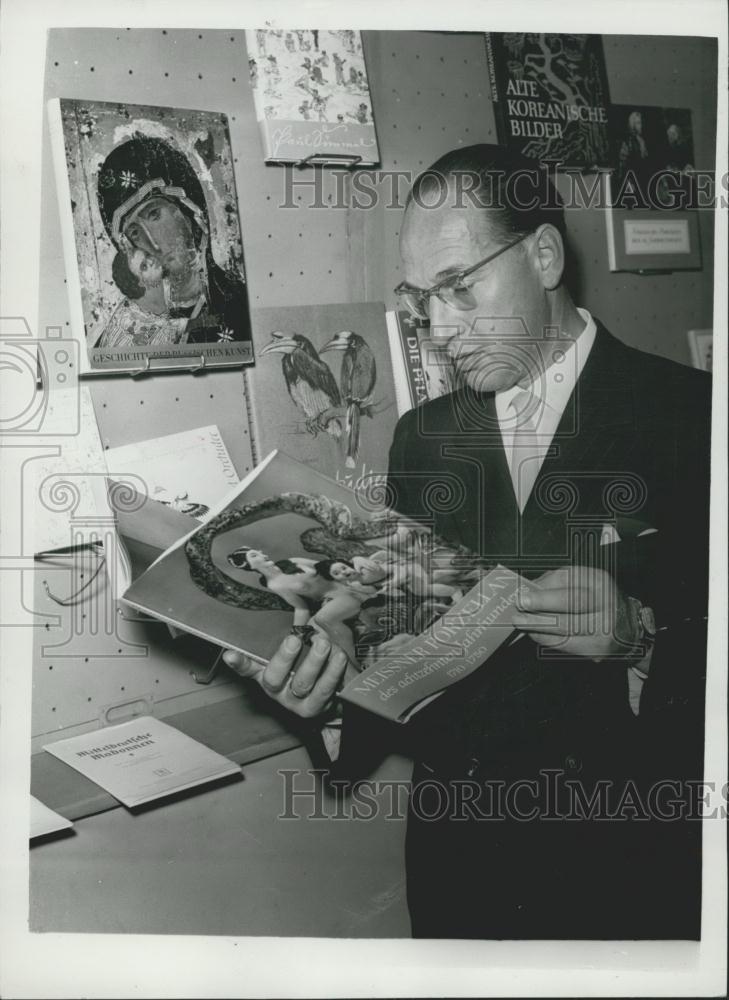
[400,199,551,393]
[122,196,196,277]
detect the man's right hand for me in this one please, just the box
[222,633,355,719]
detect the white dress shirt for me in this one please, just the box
[494,306,597,499]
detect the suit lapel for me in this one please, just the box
[423,324,639,568]
[520,324,638,563]
[432,390,521,557]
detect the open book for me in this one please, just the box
[122,451,531,723]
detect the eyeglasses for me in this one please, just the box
[393,231,533,322]
[35,541,106,606]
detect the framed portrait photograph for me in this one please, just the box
[605,104,702,272]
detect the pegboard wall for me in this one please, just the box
[30,565,234,753]
[34,27,718,743]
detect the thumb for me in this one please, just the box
[222,649,261,679]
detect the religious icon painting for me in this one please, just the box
[245,28,380,165]
[47,98,254,373]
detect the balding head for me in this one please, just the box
[405,143,566,244]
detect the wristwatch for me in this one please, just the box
[626,595,657,658]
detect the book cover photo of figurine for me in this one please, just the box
[48,98,254,373]
[122,451,529,722]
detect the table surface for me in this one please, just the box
[30,745,412,938]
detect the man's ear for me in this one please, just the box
[533,224,564,291]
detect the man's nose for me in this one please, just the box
[427,296,462,345]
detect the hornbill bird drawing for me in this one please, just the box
[260,332,342,438]
[320,330,376,468]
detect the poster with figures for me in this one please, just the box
[484,32,611,169]
[48,98,254,373]
[245,28,380,165]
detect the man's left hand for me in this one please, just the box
[512,566,640,660]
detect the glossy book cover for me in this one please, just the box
[48,97,254,373]
[485,32,611,169]
[122,451,529,722]
[246,28,379,165]
[247,302,399,491]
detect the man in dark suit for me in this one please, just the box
[225,145,711,939]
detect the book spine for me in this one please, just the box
[385,310,415,414]
[420,337,454,401]
[47,99,93,376]
[483,33,508,146]
[484,32,498,103]
[360,34,381,167]
[386,311,430,413]
[244,30,274,160]
[241,368,260,465]
[604,172,619,271]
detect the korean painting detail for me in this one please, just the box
[52,99,253,370]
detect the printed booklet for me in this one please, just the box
[43,717,241,808]
[122,451,533,723]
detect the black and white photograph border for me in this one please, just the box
[0,1,726,998]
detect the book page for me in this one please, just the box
[104,425,240,519]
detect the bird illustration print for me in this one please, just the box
[260,332,342,437]
[320,330,376,468]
